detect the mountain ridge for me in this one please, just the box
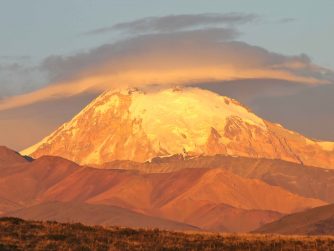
[0,147,327,232]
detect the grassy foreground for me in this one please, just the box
[1,217,334,251]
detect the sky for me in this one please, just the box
[1,0,333,67]
[0,0,334,149]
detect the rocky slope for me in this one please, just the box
[22,88,334,168]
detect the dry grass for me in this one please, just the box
[1,217,334,250]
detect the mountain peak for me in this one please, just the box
[22,87,334,168]
[102,87,145,96]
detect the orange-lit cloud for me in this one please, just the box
[1,22,333,111]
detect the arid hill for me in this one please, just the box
[4,202,198,231]
[0,146,30,166]
[256,204,334,235]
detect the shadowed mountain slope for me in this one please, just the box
[3,201,198,231]
[256,204,334,235]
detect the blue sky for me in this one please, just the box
[0,0,333,68]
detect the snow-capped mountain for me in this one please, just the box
[22,87,334,168]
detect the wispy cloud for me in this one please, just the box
[0,55,31,61]
[83,13,259,36]
[279,17,296,23]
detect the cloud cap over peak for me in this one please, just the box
[1,13,333,111]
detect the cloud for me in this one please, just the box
[83,13,259,36]
[44,28,238,82]
[0,55,31,61]
[0,15,333,111]
[40,29,334,85]
[0,62,47,99]
[279,17,296,23]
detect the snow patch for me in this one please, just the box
[129,87,266,155]
[319,142,334,151]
